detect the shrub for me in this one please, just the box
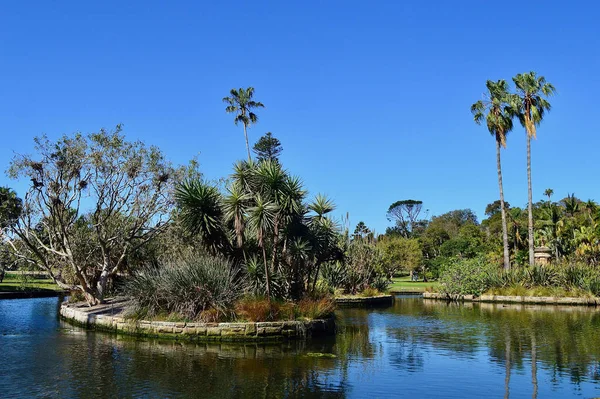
[321,261,346,290]
[234,296,335,321]
[125,252,241,321]
[296,297,336,319]
[438,257,498,296]
[360,287,381,297]
[234,297,295,322]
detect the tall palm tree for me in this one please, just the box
[223,87,265,161]
[511,72,556,265]
[472,80,514,270]
[543,188,554,203]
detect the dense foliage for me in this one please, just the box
[126,253,241,321]
[439,258,600,297]
[175,158,343,301]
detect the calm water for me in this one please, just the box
[1,296,600,398]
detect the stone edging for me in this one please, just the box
[60,301,335,342]
[335,294,394,306]
[423,292,600,306]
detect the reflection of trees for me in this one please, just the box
[57,329,347,399]
[394,298,600,392]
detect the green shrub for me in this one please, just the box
[233,296,335,321]
[234,297,296,322]
[321,261,346,290]
[439,257,499,296]
[125,252,241,321]
[296,297,336,319]
[360,287,381,297]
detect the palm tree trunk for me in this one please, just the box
[244,123,251,161]
[262,244,271,300]
[270,217,279,273]
[497,139,511,270]
[527,136,535,266]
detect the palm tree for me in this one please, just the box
[223,182,251,261]
[248,194,277,299]
[543,188,554,203]
[223,87,265,161]
[511,72,556,266]
[472,80,514,270]
[175,180,230,256]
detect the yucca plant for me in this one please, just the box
[125,252,241,321]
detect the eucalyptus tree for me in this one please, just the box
[386,199,423,238]
[6,127,183,304]
[511,72,556,265]
[223,87,265,161]
[472,80,514,270]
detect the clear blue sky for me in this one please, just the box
[1,1,598,233]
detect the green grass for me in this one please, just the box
[388,276,439,292]
[0,276,63,293]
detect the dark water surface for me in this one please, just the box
[2,296,600,398]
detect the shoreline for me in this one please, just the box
[422,291,600,306]
[60,298,335,342]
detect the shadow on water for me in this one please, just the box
[2,296,600,398]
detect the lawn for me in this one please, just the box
[388,276,439,293]
[0,274,62,293]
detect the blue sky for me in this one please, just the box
[1,1,598,233]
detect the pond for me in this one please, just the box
[1,295,600,398]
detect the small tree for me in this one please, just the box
[377,236,423,279]
[0,187,22,281]
[253,132,283,163]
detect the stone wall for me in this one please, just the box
[60,301,335,342]
[423,292,600,306]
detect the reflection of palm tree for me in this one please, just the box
[531,333,538,399]
[505,332,511,399]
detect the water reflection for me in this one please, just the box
[2,297,600,398]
